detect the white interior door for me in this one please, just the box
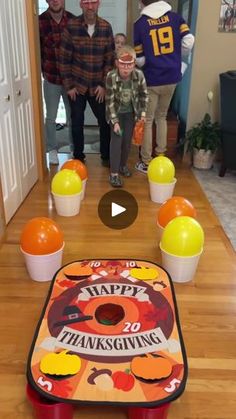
[6,0,38,200]
[66,0,127,126]
[0,1,22,223]
[0,0,38,223]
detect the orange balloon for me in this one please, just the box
[20,217,64,255]
[157,196,197,228]
[61,159,88,180]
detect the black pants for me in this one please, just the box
[70,93,110,161]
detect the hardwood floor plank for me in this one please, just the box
[0,153,235,418]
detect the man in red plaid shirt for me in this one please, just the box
[39,0,75,165]
[59,0,115,165]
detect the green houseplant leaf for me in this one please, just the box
[185,113,221,153]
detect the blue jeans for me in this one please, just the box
[110,112,135,173]
[43,79,72,151]
[69,93,110,161]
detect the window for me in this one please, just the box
[38,0,48,14]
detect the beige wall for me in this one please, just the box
[188,0,236,128]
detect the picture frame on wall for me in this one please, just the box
[218,0,236,33]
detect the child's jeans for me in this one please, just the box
[110,112,135,173]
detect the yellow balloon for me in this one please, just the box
[148,156,175,183]
[160,216,204,256]
[51,169,82,195]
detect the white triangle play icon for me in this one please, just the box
[111,202,126,217]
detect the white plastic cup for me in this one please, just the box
[81,178,87,200]
[160,244,203,283]
[149,178,177,204]
[52,192,82,216]
[20,243,65,282]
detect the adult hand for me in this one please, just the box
[140,116,146,123]
[113,122,121,135]
[95,86,105,103]
[67,88,78,101]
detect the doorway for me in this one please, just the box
[38,0,73,157]
[38,0,127,159]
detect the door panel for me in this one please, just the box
[0,0,38,223]
[0,110,22,221]
[6,0,38,201]
[0,2,22,222]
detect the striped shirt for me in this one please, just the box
[105,68,148,125]
[134,12,191,86]
[39,9,75,85]
[59,15,115,95]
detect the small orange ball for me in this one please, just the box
[61,159,88,180]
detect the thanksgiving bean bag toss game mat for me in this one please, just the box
[27,259,187,407]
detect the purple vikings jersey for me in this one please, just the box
[134,12,190,86]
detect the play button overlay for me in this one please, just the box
[98,190,138,230]
[112,202,126,217]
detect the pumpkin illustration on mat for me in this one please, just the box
[112,369,135,391]
[63,265,93,280]
[131,353,172,382]
[40,350,81,376]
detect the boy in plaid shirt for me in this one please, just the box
[106,46,148,187]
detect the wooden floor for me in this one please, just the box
[0,151,236,419]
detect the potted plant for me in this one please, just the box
[185,113,221,169]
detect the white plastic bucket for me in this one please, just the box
[160,244,203,283]
[149,178,177,204]
[81,178,87,200]
[21,243,64,282]
[52,192,81,216]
